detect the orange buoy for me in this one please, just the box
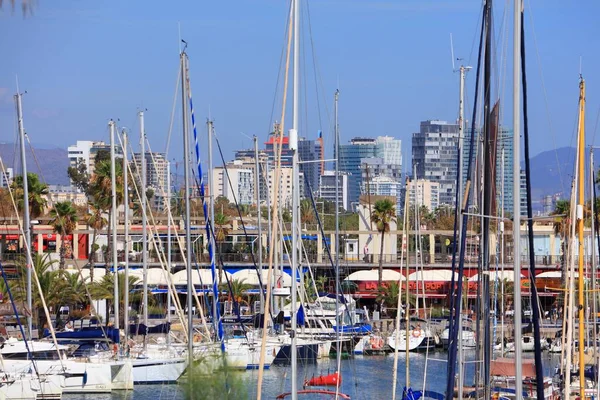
[304,372,341,387]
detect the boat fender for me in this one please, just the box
[370,337,384,349]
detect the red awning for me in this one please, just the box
[5,235,18,240]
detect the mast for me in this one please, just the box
[512,0,523,394]
[577,77,586,400]
[254,136,265,310]
[290,0,300,396]
[457,64,469,400]
[181,50,194,365]
[405,176,411,386]
[110,119,120,332]
[500,145,505,358]
[123,129,130,344]
[207,119,218,336]
[166,161,172,348]
[481,0,493,394]
[334,88,341,377]
[140,110,149,343]
[591,150,598,393]
[15,92,32,339]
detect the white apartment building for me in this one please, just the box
[318,170,350,210]
[132,152,169,210]
[267,167,304,209]
[212,161,255,205]
[407,179,440,211]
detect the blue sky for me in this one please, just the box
[0,0,599,171]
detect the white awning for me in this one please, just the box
[231,269,292,287]
[407,269,458,282]
[172,269,232,285]
[345,269,405,282]
[129,268,173,286]
[468,270,525,282]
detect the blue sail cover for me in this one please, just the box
[297,305,305,326]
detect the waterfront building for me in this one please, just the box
[412,120,459,206]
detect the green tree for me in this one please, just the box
[371,199,396,286]
[48,201,79,270]
[300,198,316,226]
[552,199,570,284]
[12,173,49,218]
[220,279,252,315]
[214,213,230,282]
[16,254,76,331]
[85,200,107,283]
[89,160,123,275]
[90,272,148,326]
[67,159,90,195]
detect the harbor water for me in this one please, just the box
[63,351,562,399]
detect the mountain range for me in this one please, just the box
[0,143,70,186]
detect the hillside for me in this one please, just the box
[0,143,69,185]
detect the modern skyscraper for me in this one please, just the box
[319,171,350,211]
[361,176,403,214]
[133,152,169,210]
[298,137,323,198]
[337,136,402,206]
[407,179,440,211]
[412,120,459,206]
[461,127,514,213]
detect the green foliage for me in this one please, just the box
[67,159,90,195]
[371,199,397,285]
[12,173,49,218]
[49,201,79,269]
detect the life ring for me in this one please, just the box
[193,334,201,343]
[412,329,421,338]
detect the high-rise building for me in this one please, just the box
[68,140,121,191]
[212,162,254,205]
[298,137,323,197]
[265,136,292,167]
[318,171,350,211]
[0,167,13,188]
[338,136,402,206]
[407,179,440,211]
[412,120,459,206]
[461,127,514,212]
[229,151,268,204]
[361,176,403,214]
[133,152,169,210]
[267,168,304,209]
[520,169,527,217]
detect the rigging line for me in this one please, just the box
[0,158,65,368]
[305,0,323,132]
[141,137,203,334]
[165,64,182,155]
[445,2,487,399]
[265,0,293,138]
[122,135,190,337]
[525,0,566,196]
[521,9,545,398]
[212,133,272,319]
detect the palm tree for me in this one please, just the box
[214,213,230,282]
[16,254,73,331]
[12,173,49,218]
[90,272,147,326]
[89,160,123,275]
[376,281,416,318]
[371,198,396,286]
[85,200,107,282]
[300,198,316,227]
[552,199,570,284]
[48,201,79,270]
[220,278,252,315]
